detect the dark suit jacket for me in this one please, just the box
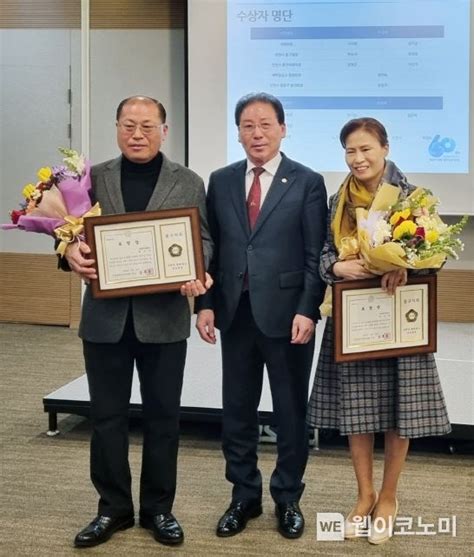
[198,153,327,337]
[78,154,213,344]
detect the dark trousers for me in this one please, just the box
[83,315,186,518]
[220,293,315,504]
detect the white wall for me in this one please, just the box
[89,30,185,165]
[0,30,76,253]
[0,28,185,254]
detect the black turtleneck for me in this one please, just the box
[120,152,163,212]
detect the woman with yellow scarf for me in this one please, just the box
[307,118,450,545]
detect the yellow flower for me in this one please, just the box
[425,230,439,243]
[393,220,417,240]
[389,208,411,225]
[22,183,36,199]
[37,166,52,182]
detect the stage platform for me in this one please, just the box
[43,319,473,451]
[43,317,325,436]
[42,371,320,447]
[43,371,275,432]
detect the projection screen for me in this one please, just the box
[187,0,473,215]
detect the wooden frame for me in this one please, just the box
[333,275,437,363]
[84,207,205,299]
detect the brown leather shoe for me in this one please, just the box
[216,500,263,537]
[74,515,134,547]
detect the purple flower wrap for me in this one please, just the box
[2,162,92,237]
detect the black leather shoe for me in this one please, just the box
[140,513,184,545]
[216,500,263,537]
[275,502,305,539]
[74,515,134,547]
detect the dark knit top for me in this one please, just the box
[120,152,163,212]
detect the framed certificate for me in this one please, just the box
[333,275,437,363]
[84,208,205,299]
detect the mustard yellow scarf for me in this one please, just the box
[332,174,376,258]
[319,175,376,317]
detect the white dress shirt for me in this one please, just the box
[245,152,282,208]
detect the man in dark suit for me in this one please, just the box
[196,93,327,538]
[63,96,212,548]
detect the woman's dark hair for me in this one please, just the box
[116,96,166,123]
[339,117,388,148]
[234,92,285,126]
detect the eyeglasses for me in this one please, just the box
[117,122,163,136]
[239,122,275,135]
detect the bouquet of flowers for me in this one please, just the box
[320,183,468,316]
[320,184,467,317]
[2,148,101,256]
[354,183,468,274]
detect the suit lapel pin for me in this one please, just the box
[282,178,288,183]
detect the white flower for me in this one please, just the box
[406,248,418,264]
[66,153,86,175]
[416,215,448,234]
[58,148,86,176]
[359,210,390,246]
[412,207,429,217]
[372,219,392,246]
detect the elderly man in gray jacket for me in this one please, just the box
[63,96,212,548]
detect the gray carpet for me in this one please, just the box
[1,323,472,556]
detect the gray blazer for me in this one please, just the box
[198,153,327,337]
[78,154,213,344]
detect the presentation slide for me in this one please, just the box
[187,0,473,214]
[227,0,470,174]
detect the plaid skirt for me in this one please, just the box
[307,319,451,438]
